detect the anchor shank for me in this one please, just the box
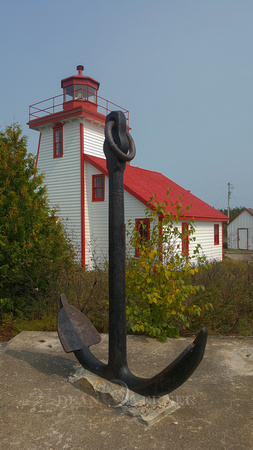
[104,111,130,377]
[108,166,128,375]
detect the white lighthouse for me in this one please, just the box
[28,65,129,267]
[28,66,227,267]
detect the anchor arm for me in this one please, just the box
[123,327,208,396]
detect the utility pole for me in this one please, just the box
[227,182,232,221]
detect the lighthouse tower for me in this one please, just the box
[28,66,129,266]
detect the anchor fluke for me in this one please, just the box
[57,294,101,353]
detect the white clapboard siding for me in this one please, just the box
[84,162,109,267]
[37,120,82,251]
[228,225,238,249]
[163,221,223,262]
[191,221,223,261]
[82,120,105,159]
[170,221,223,262]
[84,165,150,267]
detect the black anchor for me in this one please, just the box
[57,111,207,397]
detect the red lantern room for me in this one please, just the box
[28,65,129,127]
[61,65,100,112]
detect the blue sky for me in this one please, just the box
[1,0,252,210]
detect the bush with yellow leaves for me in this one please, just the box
[125,190,208,340]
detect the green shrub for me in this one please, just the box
[0,123,75,317]
[0,298,13,321]
[186,258,253,336]
[47,264,109,333]
[125,191,208,340]
[14,312,57,333]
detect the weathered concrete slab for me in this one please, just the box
[0,332,252,449]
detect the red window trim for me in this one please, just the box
[135,218,150,257]
[92,174,105,202]
[214,224,219,245]
[182,222,189,255]
[53,123,63,158]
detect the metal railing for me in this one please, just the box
[29,91,129,125]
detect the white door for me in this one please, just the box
[238,228,248,250]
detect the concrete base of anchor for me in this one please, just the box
[68,367,180,426]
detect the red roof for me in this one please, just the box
[84,155,228,222]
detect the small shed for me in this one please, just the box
[227,208,253,250]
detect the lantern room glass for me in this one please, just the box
[64,85,97,103]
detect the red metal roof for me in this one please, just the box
[84,155,228,222]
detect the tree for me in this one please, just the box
[0,123,74,317]
[125,191,207,340]
[219,207,245,222]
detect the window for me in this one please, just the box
[64,85,74,101]
[135,219,150,257]
[74,85,96,102]
[92,174,105,201]
[53,124,63,158]
[64,84,97,103]
[214,224,219,245]
[182,222,189,255]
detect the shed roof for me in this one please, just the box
[84,155,228,222]
[228,208,253,225]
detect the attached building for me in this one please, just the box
[28,66,228,267]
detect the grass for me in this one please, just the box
[224,248,253,254]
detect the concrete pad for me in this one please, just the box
[0,332,253,449]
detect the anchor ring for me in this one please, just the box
[105,119,136,162]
